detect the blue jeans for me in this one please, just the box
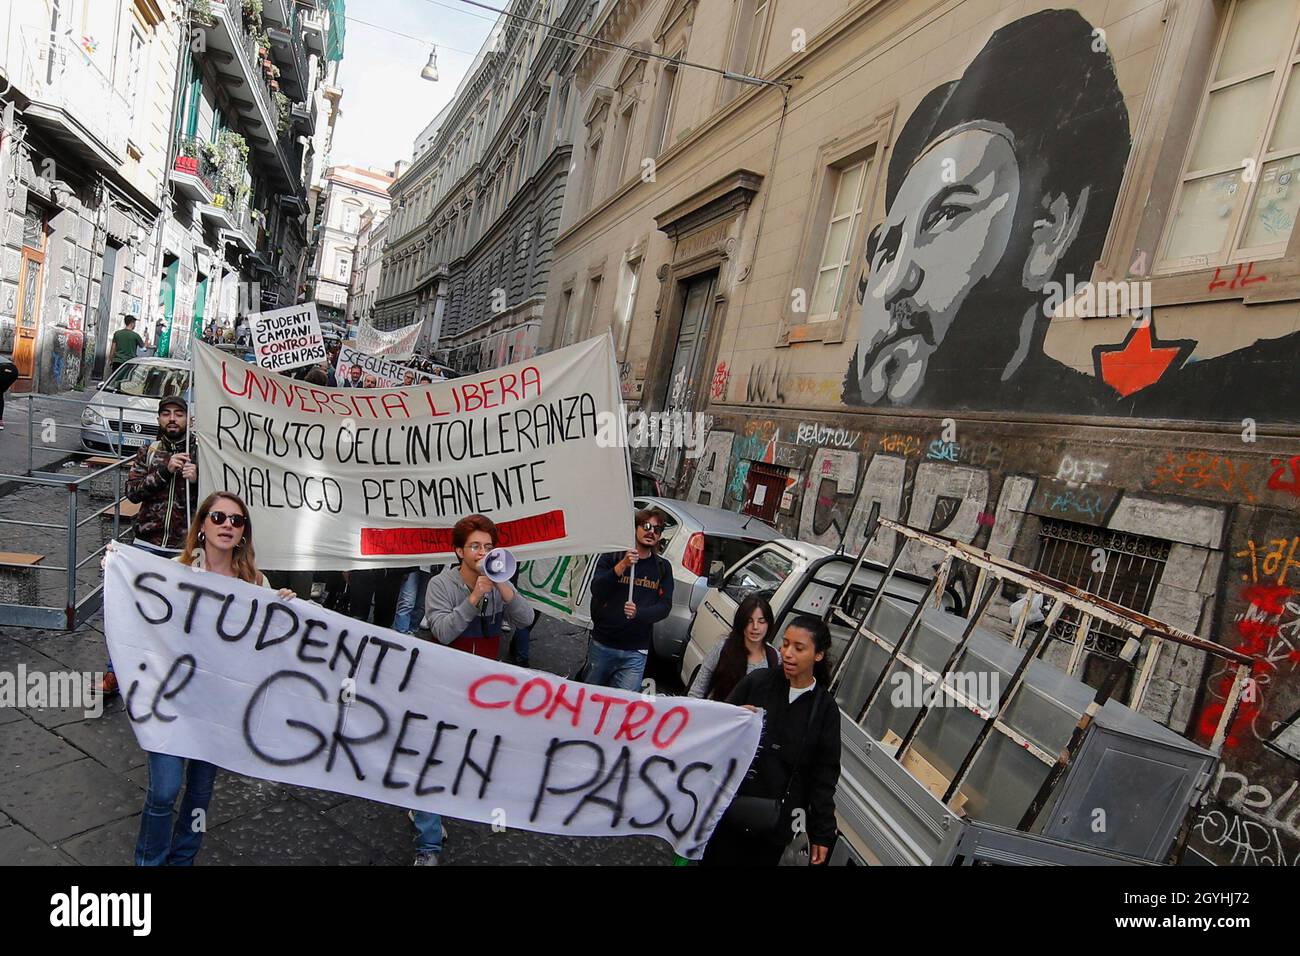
[393,569,431,634]
[508,625,531,667]
[585,638,647,692]
[412,810,444,854]
[135,752,218,866]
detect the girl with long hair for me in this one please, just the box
[704,615,842,867]
[134,491,294,866]
[688,595,777,701]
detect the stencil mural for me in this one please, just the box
[841,9,1300,421]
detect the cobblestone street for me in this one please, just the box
[0,613,674,866]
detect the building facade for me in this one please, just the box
[0,0,344,390]
[346,203,387,329]
[305,163,393,326]
[373,0,590,374]
[0,0,177,391]
[544,0,1300,867]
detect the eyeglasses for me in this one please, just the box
[207,510,247,528]
[640,523,664,534]
[463,542,493,553]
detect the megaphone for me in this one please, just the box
[482,548,517,583]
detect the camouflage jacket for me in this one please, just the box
[125,434,198,550]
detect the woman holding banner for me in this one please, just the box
[133,491,295,866]
[703,615,841,867]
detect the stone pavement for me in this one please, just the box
[0,613,676,866]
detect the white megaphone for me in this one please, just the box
[481,548,517,583]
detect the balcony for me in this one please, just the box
[171,138,219,203]
[301,2,325,56]
[268,19,309,101]
[221,201,257,252]
[199,1,300,191]
[13,27,132,169]
[292,97,317,136]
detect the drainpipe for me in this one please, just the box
[148,0,192,341]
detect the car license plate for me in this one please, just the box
[118,433,150,447]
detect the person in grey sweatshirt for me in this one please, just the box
[410,514,532,866]
[421,514,533,659]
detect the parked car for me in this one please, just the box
[679,538,965,692]
[515,496,782,669]
[80,358,190,455]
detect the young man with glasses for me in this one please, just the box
[411,513,533,865]
[585,507,674,692]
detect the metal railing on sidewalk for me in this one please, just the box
[0,394,138,630]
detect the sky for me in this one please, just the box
[328,0,499,173]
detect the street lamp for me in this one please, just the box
[420,46,439,82]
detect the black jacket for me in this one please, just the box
[728,669,842,847]
[588,550,674,651]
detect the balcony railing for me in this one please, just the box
[16,27,131,164]
[172,136,220,201]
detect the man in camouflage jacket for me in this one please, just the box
[126,395,199,553]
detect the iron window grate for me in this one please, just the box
[1033,518,1171,663]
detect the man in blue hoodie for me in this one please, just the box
[585,507,674,692]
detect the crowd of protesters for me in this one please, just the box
[91,324,837,867]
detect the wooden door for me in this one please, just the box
[13,247,46,383]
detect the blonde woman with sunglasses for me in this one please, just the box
[133,491,294,865]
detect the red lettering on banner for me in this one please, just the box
[651,707,689,749]
[589,693,626,735]
[360,510,568,556]
[614,701,656,742]
[545,682,586,726]
[514,677,554,716]
[467,673,518,708]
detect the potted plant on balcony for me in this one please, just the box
[191,0,215,27]
[274,91,291,134]
[175,137,200,175]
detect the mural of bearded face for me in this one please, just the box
[857,125,1021,404]
[844,8,1131,413]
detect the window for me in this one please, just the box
[1033,519,1171,698]
[617,256,640,354]
[650,59,680,155]
[743,0,770,76]
[808,158,871,322]
[611,104,636,188]
[722,548,795,605]
[126,24,147,134]
[559,287,577,345]
[584,275,602,340]
[1158,0,1300,270]
[583,139,602,212]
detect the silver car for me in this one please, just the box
[80,358,191,455]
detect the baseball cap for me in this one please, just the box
[157,395,188,413]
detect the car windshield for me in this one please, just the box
[722,548,796,604]
[104,364,190,398]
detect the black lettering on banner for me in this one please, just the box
[255,601,301,651]
[629,755,677,829]
[175,580,226,633]
[126,654,197,724]
[329,630,369,677]
[296,618,331,665]
[530,738,605,823]
[383,710,429,790]
[452,729,502,800]
[564,745,632,827]
[216,593,259,642]
[133,571,173,624]
[366,635,402,685]
[398,647,419,692]
[416,720,458,796]
[243,670,329,765]
[667,761,711,838]
[691,757,741,844]
[325,691,389,781]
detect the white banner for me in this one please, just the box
[248,302,326,372]
[194,335,635,570]
[355,318,421,359]
[516,553,593,627]
[103,546,759,858]
[336,344,436,388]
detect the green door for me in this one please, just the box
[158,258,178,358]
[192,275,208,342]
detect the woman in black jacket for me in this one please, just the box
[703,614,842,866]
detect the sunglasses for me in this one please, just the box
[640,522,664,534]
[207,510,247,528]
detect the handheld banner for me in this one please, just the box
[355,317,421,359]
[104,545,760,858]
[248,302,326,372]
[194,335,635,570]
[336,344,435,388]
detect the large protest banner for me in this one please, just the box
[104,546,760,858]
[355,317,421,359]
[516,554,593,627]
[336,344,436,388]
[194,334,634,570]
[248,302,327,372]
